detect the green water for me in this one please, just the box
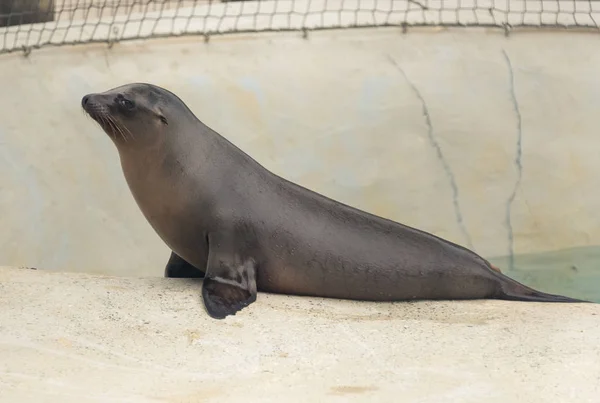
[487,246,600,303]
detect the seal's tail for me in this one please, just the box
[494,272,589,303]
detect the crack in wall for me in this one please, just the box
[502,49,523,271]
[387,55,473,250]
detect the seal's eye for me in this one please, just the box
[117,97,135,110]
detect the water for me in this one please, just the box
[488,246,600,303]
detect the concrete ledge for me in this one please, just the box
[1,266,599,402]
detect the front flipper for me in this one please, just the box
[164,251,205,278]
[202,233,258,320]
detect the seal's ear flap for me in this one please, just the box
[155,107,168,125]
[202,233,257,319]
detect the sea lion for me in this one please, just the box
[81,83,588,319]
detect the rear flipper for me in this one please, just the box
[495,273,589,303]
[164,251,205,278]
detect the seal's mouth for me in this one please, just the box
[81,94,133,142]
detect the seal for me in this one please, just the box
[81,83,588,319]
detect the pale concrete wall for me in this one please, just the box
[1,25,599,277]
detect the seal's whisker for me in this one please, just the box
[99,115,122,142]
[110,115,131,142]
[103,115,118,138]
[101,113,124,142]
[98,115,109,132]
[109,115,130,143]
[95,114,104,128]
[121,122,135,141]
[109,117,128,143]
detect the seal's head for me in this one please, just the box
[81,83,189,147]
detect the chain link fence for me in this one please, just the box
[1,0,599,54]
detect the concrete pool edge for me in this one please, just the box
[1,266,599,402]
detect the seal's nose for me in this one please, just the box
[81,95,90,108]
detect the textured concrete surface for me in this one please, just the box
[0,266,599,403]
[1,26,600,279]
